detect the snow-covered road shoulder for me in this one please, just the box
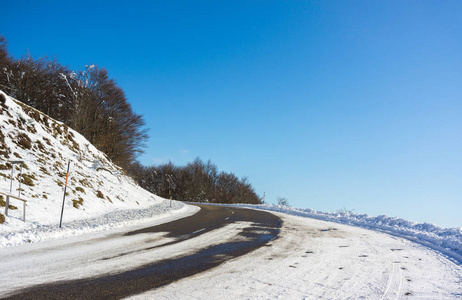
[235,204,462,266]
[132,210,462,299]
[0,201,198,248]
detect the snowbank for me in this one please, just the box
[235,204,462,265]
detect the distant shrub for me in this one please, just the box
[0,213,4,224]
[75,186,85,193]
[0,93,5,104]
[277,197,290,207]
[336,207,355,214]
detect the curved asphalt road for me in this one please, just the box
[3,204,281,300]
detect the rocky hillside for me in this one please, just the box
[0,90,165,229]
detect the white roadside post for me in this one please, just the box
[17,162,23,198]
[6,160,24,216]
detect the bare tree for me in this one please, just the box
[277,197,290,207]
[0,35,13,92]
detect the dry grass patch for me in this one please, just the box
[96,190,104,199]
[75,186,85,193]
[21,174,36,186]
[72,197,84,208]
[15,133,32,150]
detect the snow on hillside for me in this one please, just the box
[0,90,185,246]
[236,204,462,265]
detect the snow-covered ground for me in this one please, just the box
[133,211,462,299]
[236,204,462,266]
[2,205,461,299]
[0,90,185,247]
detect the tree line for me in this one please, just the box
[128,158,262,204]
[0,35,262,205]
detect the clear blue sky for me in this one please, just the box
[2,1,461,227]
